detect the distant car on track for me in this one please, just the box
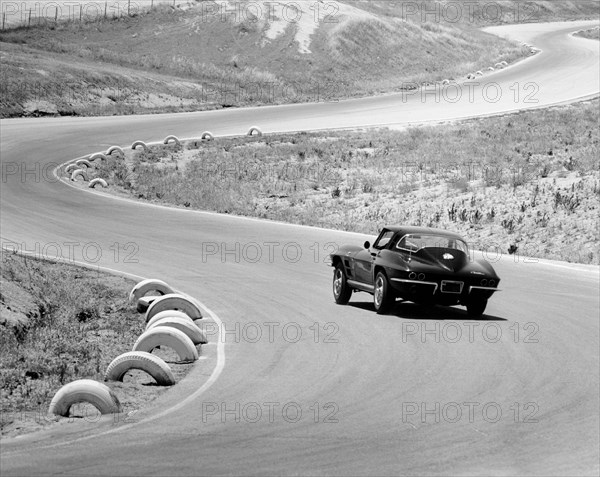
[330,226,500,316]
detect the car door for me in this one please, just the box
[354,230,394,284]
[353,248,374,284]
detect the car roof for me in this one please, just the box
[382,226,465,240]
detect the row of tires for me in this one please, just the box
[520,41,540,54]
[65,154,110,186]
[465,61,508,80]
[64,126,265,185]
[439,61,508,84]
[130,126,263,152]
[48,279,208,417]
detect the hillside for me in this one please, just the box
[1,1,598,117]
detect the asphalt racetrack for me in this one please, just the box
[1,20,599,476]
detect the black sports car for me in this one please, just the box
[330,226,501,316]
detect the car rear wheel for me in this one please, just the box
[467,298,488,317]
[333,263,352,305]
[374,271,394,314]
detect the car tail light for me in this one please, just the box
[481,279,488,286]
[418,273,425,281]
[409,272,417,280]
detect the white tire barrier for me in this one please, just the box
[146,310,194,329]
[163,135,181,146]
[145,293,205,323]
[76,159,92,168]
[48,379,121,417]
[147,317,207,345]
[247,126,263,137]
[133,326,198,362]
[488,66,495,71]
[201,131,214,141]
[104,351,175,386]
[137,296,158,313]
[500,61,508,66]
[71,169,88,182]
[65,164,78,174]
[475,70,483,76]
[129,278,175,303]
[89,153,107,162]
[495,62,504,68]
[442,79,450,85]
[467,73,476,80]
[89,178,108,189]
[132,140,148,151]
[106,146,124,157]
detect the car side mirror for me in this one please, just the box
[364,241,371,249]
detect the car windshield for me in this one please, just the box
[396,234,469,254]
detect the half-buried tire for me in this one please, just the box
[131,140,148,151]
[76,159,92,168]
[89,178,108,189]
[104,351,175,385]
[129,278,175,303]
[133,326,198,363]
[247,126,263,136]
[70,169,88,182]
[146,310,194,329]
[147,317,207,345]
[106,145,124,157]
[145,293,205,322]
[48,379,121,417]
[89,153,107,162]
[163,135,181,146]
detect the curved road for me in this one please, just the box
[1,21,599,476]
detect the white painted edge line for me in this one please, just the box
[0,246,226,449]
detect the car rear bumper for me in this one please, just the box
[390,278,500,302]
